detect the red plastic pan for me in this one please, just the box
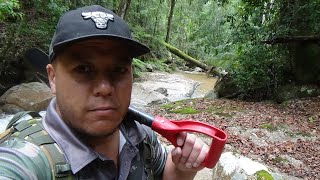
[127,106,227,169]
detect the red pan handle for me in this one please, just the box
[151,116,227,168]
[127,106,227,168]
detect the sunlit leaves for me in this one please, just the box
[0,0,23,22]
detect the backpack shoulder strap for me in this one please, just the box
[1,111,75,180]
[6,111,42,129]
[0,111,42,141]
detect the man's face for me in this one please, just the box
[47,39,133,138]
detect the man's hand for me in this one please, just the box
[162,132,209,180]
[171,132,209,172]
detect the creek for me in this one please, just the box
[0,71,218,132]
[174,71,218,98]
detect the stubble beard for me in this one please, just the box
[56,101,122,141]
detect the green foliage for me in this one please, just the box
[0,0,23,22]
[133,58,172,78]
[0,0,319,100]
[223,43,290,98]
[133,58,147,78]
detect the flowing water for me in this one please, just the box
[174,71,218,98]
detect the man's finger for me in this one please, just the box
[171,147,182,164]
[185,138,204,168]
[176,132,187,146]
[180,133,196,164]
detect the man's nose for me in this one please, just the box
[93,78,114,97]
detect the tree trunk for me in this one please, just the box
[152,0,162,37]
[117,0,131,19]
[165,0,176,43]
[160,40,210,71]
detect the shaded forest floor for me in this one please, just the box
[146,96,320,179]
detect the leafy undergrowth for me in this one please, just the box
[146,96,320,179]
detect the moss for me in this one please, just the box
[255,170,273,180]
[160,100,200,114]
[160,103,176,109]
[170,107,198,114]
[287,130,312,137]
[308,116,316,123]
[280,100,289,107]
[272,156,288,164]
[203,104,240,118]
[295,131,312,137]
[214,112,234,118]
[260,123,277,131]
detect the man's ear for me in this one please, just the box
[46,64,56,94]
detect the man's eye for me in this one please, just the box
[114,67,128,73]
[74,65,93,73]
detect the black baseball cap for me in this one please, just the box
[49,5,150,61]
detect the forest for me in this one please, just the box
[0,0,319,100]
[0,1,320,179]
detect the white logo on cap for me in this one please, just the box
[82,11,114,29]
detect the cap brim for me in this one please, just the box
[51,35,150,61]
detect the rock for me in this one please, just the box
[131,72,199,109]
[1,104,24,114]
[0,82,54,113]
[154,87,168,96]
[194,168,213,180]
[193,67,204,72]
[213,152,302,180]
[146,64,154,72]
[131,83,170,109]
[214,74,241,98]
[273,84,320,103]
[204,89,218,99]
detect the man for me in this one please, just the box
[0,5,209,179]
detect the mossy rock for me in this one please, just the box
[214,75,241,98]
[255,170,273,180]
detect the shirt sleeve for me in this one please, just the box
[142,126,168,176]
[0,137,52,180]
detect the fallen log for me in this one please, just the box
[159,40,222,76]
[159,40,209,71]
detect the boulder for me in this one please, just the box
[214,75,241,98]
[213,152,302,180]
[131,72,199,109]
[0,82,54,113]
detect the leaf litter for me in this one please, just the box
[147,96,320,179]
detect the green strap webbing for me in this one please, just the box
[6,111,42,129]
[42,143,72,179]
[33,135,56,146]
[15,120,32,132]
[18,125,43,138]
